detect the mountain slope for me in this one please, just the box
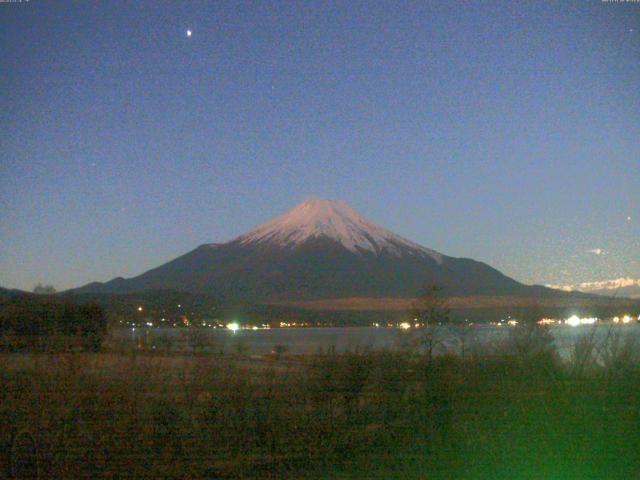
[73,198,563,302]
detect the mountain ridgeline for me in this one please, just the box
[74,199,561,302]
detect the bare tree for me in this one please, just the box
[504,306,556,366]
[451,318,477,359]
[409,284,451,360]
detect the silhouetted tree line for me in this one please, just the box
[0,295,107,351]
[32,283,57,294]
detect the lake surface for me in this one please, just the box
[115,324,640,360]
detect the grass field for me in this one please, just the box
[2,333,640,479]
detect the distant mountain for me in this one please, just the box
[546,278,640,299]
[0,286,29,298]
[73,198,568,302]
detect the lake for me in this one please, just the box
[115,323,640,360]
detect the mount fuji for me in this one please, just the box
[74,198,559,302]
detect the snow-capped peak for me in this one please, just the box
[235,198,443,262]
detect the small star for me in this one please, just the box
[186,30,192,37]
[627,216,632,221]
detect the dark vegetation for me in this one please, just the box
[0,295,107,352]
[1,289,639,478]
[2,326,640,479]
[32,284,57,295]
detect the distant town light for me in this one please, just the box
[538,318,556,325]
[227,322,239,332]
[566,315,581,327]
[399,322,411,330]
[566,315,597,327]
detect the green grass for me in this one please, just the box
[1,345,639,479]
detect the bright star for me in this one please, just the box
[186,30,192,37]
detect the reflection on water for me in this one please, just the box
[113,324,640,359]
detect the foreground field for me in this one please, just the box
[2,345,640,479]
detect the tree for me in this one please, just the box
[0,296,107,352]
[504,306,557,369]
[451,318,476,359]
[409,284,451,360]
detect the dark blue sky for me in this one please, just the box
[1,0,638,291]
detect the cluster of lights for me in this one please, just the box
[613,315,636,324]
[535,315,638,327]
[538,318,558,325]
[565,315,597,327]
[226,322,239,332]
[129,321,278,331]
[127,308,638,332]
[279,321,310,327]
[488,319,519,327]
[225,323,270,331]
